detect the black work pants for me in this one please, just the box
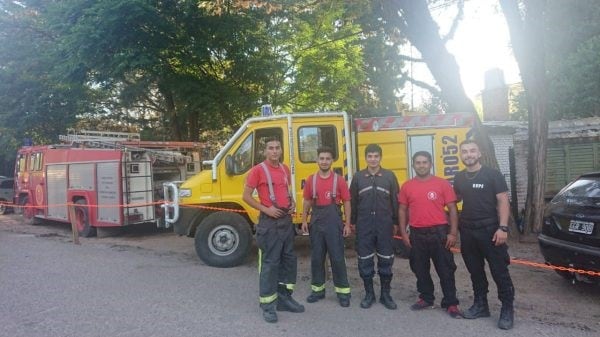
[460,223,514,304]
[356,219,394,280]
[309,204,350,297]
[256,213,297,304]
[409,225,458,307]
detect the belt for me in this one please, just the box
[460,217,498,229]
[411,224,448,234]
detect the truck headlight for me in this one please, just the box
[179,189,192,198]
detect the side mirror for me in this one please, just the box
[225,155,235,176]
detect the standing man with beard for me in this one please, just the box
[301,146,352,307]
[397,151,462,318]
[453,139,515,330]
[243,138,304,323]
[350,144,399,310]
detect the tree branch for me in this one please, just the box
[441,0,464,44]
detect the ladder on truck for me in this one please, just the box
[58,130,198,164]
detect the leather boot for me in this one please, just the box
[379,277,397,310]
[498,302,514,330]
[360,278,376,309]
[276,286,305,313]
[306,291,325,303]
[260,302,278,323]
[463,295,491,319]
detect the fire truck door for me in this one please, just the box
[408,134,435,178]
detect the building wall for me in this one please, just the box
[490,134,515,199]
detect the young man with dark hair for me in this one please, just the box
[453,139,515,330]
[350,144,400,310]
[398,151,462,318]
[242,138,304,323]
[301,146,352,307]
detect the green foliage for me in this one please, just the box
[512,0,600,120]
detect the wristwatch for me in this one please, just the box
[498,225,509,233]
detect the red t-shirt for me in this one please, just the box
[398,176,457,228]
[246,161,291,208]
[303,172,351,206]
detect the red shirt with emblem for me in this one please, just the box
[303,172,351,206]
[398,176,456,228]
[246,161,292,208]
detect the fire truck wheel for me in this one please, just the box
[74,200,97,237]
[16,195,34,219]
[194,211,252,268]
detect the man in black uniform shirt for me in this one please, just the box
[350,144,399,310]
[453,139,515,330]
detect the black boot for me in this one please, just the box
[306,291,325,303]
[260,302,278,323]
[498,302,514,330]
[379,277,397,310]
[338,294,351,307]
[276,286,305,313]
[463,295,491,319]
[360,278,376,309]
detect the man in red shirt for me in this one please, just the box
[243,138,304,323]
[301,146,352,307]
[398,151,462,318]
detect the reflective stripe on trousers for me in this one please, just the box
[309,203,350,296]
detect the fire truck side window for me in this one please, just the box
[29,153,43,171]
[17,154,27,172]
[253,128,283,166]
[231,133,253,175]
[298,125,338,163]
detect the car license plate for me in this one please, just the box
[568,220,594,235]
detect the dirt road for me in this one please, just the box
[1,214,599,335]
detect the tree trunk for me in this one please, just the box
[500,0,549,235]
[160,87,182,141]
[387,0,499,169]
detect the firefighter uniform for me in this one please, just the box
[304,172,351,305]
[246,161,304,323]
[350,167,399,309]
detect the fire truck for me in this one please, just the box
[14,130,204,237]
[163,111,475,268]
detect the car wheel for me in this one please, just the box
[194,211,251,268]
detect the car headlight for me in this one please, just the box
[179,189,192,198]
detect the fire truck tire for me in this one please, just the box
[16,195,34,219]
[195,211,251,268]
[74,200,97,237]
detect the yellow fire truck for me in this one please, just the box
[164,111,475,267]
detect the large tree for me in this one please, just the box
[500,0,548,234]
[0,1,83,159]
[382,0,499,168]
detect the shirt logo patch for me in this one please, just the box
[427,191,438,200]
[325,191,332,199]
[472,183,485,189]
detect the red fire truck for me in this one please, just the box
[14,130,205,237]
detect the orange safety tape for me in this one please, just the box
[0,200,165,209]
[178,203,248,213]
[393,235,600,277]
[3,199,599,278]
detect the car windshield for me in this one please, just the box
[553,177,600,207]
